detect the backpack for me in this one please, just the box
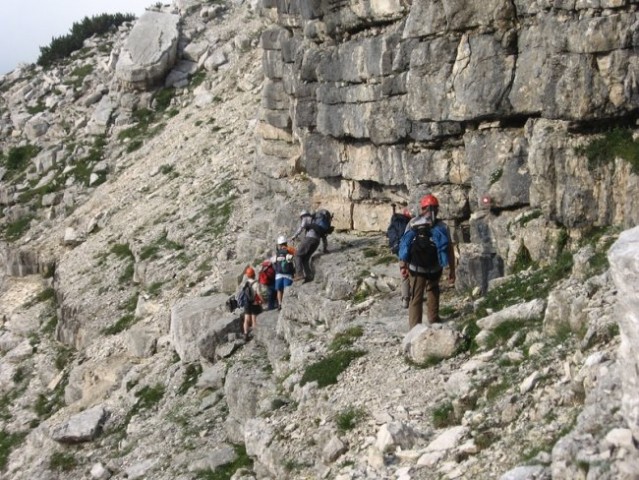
[309,209,334,235]
[274,248,295,275]
[387,213,410,255]
[258,261,276,285]
[409,223,441,273]
[236,281,255,308]
[225,295,238,312]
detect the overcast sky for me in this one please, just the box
[0,0,153,75]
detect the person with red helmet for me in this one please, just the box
[398,194,456,328]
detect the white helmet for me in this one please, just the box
[277,235,287,245]
[300,210,310,217]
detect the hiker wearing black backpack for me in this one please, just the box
[399,194,455,328]
[271,235,296,310]
[238,266,263,341]
[290,209,332,282]
[386,205,413,308]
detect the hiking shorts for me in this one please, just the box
[244,304,263,315]
[275,276,293,291]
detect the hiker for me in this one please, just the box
[271,235,296,309]
[290,210,321,282]
[258,259,277,310]
[387,205,413,308]
[399,194,455,329]
[240,266,263,340]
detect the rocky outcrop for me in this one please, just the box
[115,11,181,90]
[257,0,639,280]
[609,226,639,454]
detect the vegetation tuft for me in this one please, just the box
[329,326,364,352]
[49,451,78,472]
[194,444,253,480]
[577,127,639,174]
[432,401,456,428]
[178,364,203,395]
[38,13,136,68]
[335,405,367,432]
[0,430,26,469]
[300,350,366,388]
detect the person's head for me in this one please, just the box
[245,266,255,279]
[420,194,439,221]
[300,210,310,218]
[277,235,287,246]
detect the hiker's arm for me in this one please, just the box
[290,220,305,241]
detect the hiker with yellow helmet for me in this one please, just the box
[398,194,455,328]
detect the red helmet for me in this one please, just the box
[245,266,255,278]
[420,194,439,208]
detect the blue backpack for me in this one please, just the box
[236,282,255,308]
[309,209,334,235]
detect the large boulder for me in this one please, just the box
[115,11,181,90]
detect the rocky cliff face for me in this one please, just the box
[0,0,639,479]
[257,0,639,281]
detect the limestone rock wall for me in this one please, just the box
[257,0,639,274]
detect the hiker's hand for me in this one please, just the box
[448,271,456,287]
[400,265,408,279]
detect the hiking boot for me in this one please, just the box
[293,275,305,282]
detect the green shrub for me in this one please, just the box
[154,88,175,112]
[131,384,165,416]
[101,314,137,335]
[335,406,367,432]
[3,215,34,241]
[329,326,364,352]
[54,345,75,370]
[1,144,40,180]
[432,401,455,428]
[300,350,366,388]
[577,127,639,174]
[110,243,133,259]
[0,430,26,469]
[178,364,203,395]
[37,13,136,68]
[194,444,253,480]
[50,451,78,472]
[512,243,535,273]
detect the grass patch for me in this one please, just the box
[54,345,75,370]
[110,243,134,259]
[432,401,455,428]
[577,127,639,174]
[300,349,366,388]
[131,384,165,417]
[34,373,68,419]
[101,314,137,335]
[475,251,573,318]
[512,243,535,273]
[328,326,364,352]
[335,405,367,432]
[483,319,529,349]
[0,430,26,469]
[2,215,34,241]
[139,233,183,261]
[194,444,253,480]
[1,144,40,180]
[200,179,236,238]
[50,451,78,472]
[177,364,203,395]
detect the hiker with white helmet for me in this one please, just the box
[270,235,296,310]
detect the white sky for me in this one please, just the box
[0,0,153,75]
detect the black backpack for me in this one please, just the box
[387,213,410,255]
[274,248,295,275]
[409,223,441,273]
[309,209,334,235]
